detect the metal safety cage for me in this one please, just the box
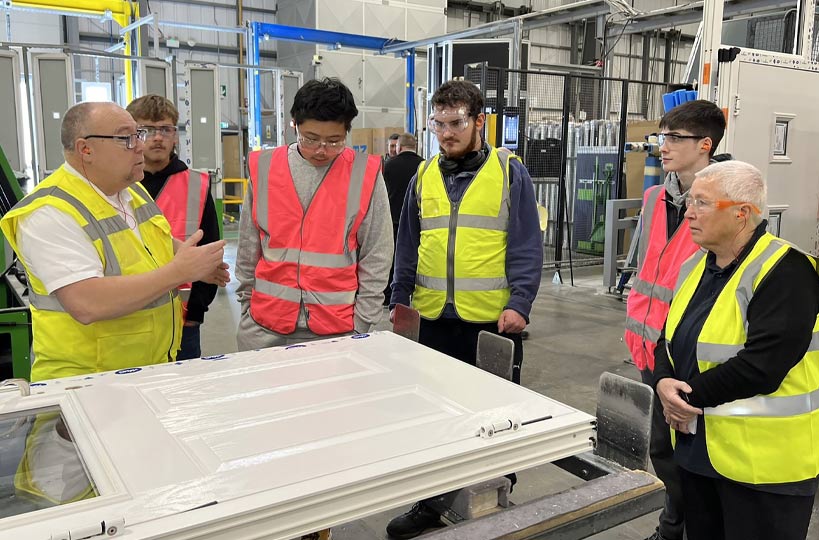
[465,63,669,284]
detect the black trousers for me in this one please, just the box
[641,367,685,540]
[419,317,523,384]
[679,467,816,540]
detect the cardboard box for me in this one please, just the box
[221,134,242,179]
[350,128,373,155]
[371,126,404,157]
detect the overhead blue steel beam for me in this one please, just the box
[252,22,404,51]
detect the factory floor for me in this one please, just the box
[202,226,819,540]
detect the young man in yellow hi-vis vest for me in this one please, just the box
[0,102,229,383]
[387,79,543,539]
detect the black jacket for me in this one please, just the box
[383,151,424,227]
[140,156,220,323]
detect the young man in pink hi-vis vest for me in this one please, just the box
[127,95,220,360]
[235,78,393,350]
[624,100,728,540]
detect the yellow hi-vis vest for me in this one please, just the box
[666,232,819,485]
[412,147,513,323]
[0,165,183,381]
[15,412,96,506]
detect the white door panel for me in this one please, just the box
[2,332,594,539]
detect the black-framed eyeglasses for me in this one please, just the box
[140,125,178,138]
[651,132,707,146]
[83,129,148,150]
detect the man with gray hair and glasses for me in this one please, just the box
[0,101,229,382]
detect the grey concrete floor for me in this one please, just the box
[201,226,818,540]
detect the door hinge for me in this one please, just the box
[50,517,125,539]
[478,417,520,439]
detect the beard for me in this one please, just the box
[440,124,481,160]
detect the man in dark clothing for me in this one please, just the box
[127,95,220,360]
[382,133,423,305]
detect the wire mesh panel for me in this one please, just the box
[467,63,669,275]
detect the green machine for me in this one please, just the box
[0,146,31,381]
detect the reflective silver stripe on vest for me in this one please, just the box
[707,387,819,417]
[261,246,354,268]
[254,149,275,239]
[91,215,130,238]
[255,278,355,305]
[674,251,706,292]
[696,342,743,364]
[145,289,178,309]
[631,277,674,304]
[186,170,204,239]
[421,214,509,232]
[134,200,163,224]
[638,186,663,265]
[699,328,819,365]
[28,291,65,311]
[16,187,122,276]
[416,275,509,291]
[420,216,449,231]
[734,238,788,317]
[625,315,661,343]
[343,152,370,252]
[29,284,177,312]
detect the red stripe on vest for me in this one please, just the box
[249,146,379,335]
[625,185,698,371]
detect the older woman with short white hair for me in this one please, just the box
[652,160,819,540]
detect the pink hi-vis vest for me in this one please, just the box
[248,146,380,336]
[624,185,698,371]
[154,169,209,291]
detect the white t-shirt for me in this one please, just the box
[17,164,143,294]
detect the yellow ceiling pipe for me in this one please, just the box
[13,0,138,101]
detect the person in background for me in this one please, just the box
[386,132,400,161]
[382,132,423,305]
[236,78,393,350]
[623,99,727,540]
[127,94,220,360]
[654,161,819,540]
[387,79,542,539]
[0,102,228,382]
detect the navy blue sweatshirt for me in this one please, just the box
[390,146,542,322]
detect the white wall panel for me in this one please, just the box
[364,55,405,107]
[1,11,60,44]
[364,3,406,40]
[317,0,364,35]
[317,50,366,103]
[361,109,406,128]
[407,0,446,7]
[407,9,446,40]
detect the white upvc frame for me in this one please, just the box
[0,389,130,538]
[137,59,174,101]
[29,51,75,182]
[0,48,26,174]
